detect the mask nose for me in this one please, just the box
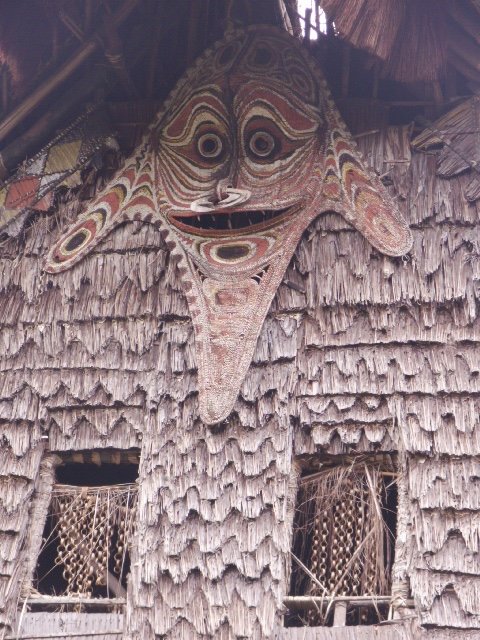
[191,179,251,213]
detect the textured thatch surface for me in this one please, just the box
[278,623,413,639]
[412,97,480,203]
[320,0,480,85]
[0,124,479,638]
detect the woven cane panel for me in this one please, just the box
[292,463,395,626]
[37,483,137,598]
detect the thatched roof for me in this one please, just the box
[412,97,480,203]
[319,0,480,86]
[0,0,478,188]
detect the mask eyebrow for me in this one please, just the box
[162,89,230,141]
[234,84,321,138]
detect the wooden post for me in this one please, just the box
[333,601,348,626]
[20,454,62,599]
[390,452,413,620]
[315,0,321,33]
[1,430,46,634]
[305,8,312,44]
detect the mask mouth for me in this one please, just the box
[169,203,302,236]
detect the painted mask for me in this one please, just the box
[44,26,412,424]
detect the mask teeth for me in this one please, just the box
[172,207,291,232]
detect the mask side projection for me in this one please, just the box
[45,26,412,424]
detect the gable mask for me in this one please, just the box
[45,26,412,424]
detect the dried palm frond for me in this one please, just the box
[412,97,480,181]
[320,0,448,83]
[385,0,447,83]
[321,0,406,62]
[292,461,396,625]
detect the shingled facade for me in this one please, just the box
[1,1,480,639]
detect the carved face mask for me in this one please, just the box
[45,26,412,424]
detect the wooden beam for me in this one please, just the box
[103,570,127,599]
[0,0,140,145]
[20,595,125,606]
[0,68,108,178]
[6,630,123,639]
[59,8,85,42]
[284,595,414,610]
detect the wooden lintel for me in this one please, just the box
[21,596,125,606]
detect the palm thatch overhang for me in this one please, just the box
[0,1,479,639]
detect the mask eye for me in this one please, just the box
[248,131,276,158]
[197,133,223,159]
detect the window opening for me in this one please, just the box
[34,456,139,604]
[297,0,328,39]
[286,456,397,628]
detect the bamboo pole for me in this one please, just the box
[284,595,413,609]
[0,0,140,145]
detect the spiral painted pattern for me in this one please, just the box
[44,25,412,423]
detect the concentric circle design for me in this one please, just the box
[197,133,223,159]
[199,236,274,268]
[51,209,106,265]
